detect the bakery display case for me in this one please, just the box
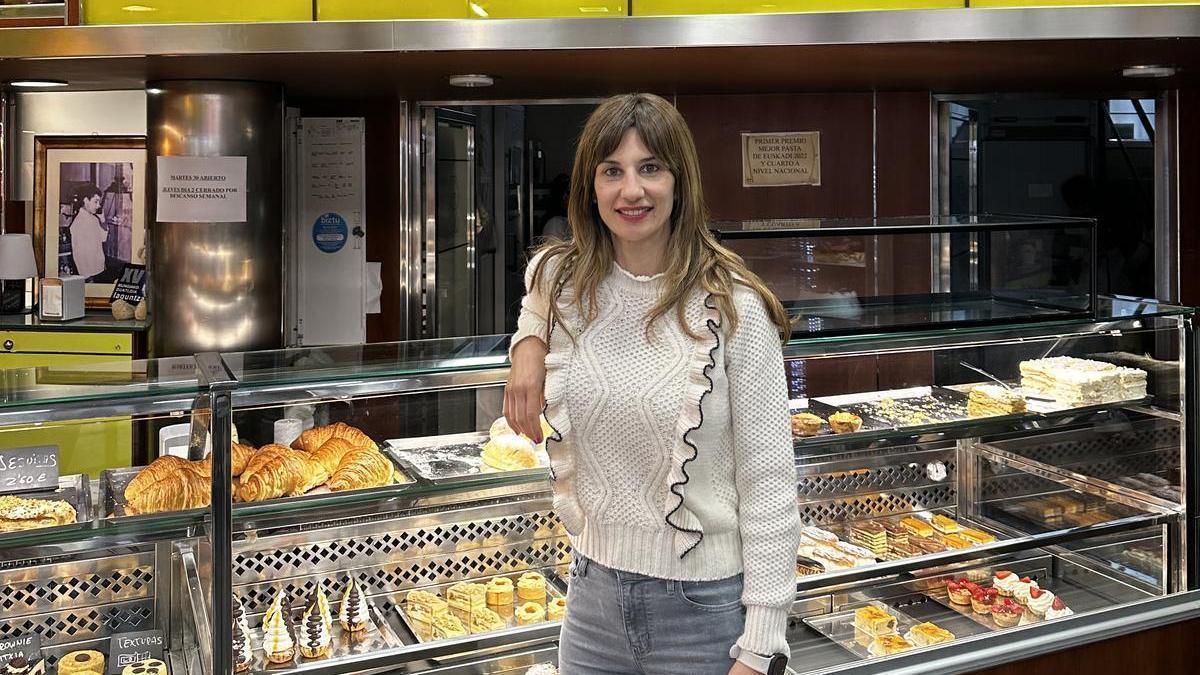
[0,216,1196,675]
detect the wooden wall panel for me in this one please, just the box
[676,93,874,220]
[971,618,1199,675]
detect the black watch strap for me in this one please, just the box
[767,653,788,675]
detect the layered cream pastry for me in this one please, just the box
[339,576,370,633]
[433,614,467,638]
[407,589,449,625]
[299,601,332,658]
[447,582,488,613]
[233,617,253,672]
[468,606,506,634]
[967,385,1027,417]
[903,622,954,647]
[1019,356,1147,406]
[262,603,296,663]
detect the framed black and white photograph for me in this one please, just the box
[34,135,147,308]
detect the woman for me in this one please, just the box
[68,184,107,281]
[505,94,800,675]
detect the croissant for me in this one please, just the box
[328,448,393,492]
[292,422,377,453]
[126,468,211,515]
[237,445,330,502]
[124,456,199,504]
[196,442,256,478]
[307,437,360,476]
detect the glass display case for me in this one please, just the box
[0,219,1195,675]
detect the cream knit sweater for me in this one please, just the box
[511,252,801,656]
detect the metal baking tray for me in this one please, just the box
[803,600,937,659]
[101,453,412,520]
[391,568,567,645]
[384,432,549,487]
[0,473,92,534]
[788,398,891,438]
[816,386,972,429]
[244,593,401,670]
[923,565,1054,631]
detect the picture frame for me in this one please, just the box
[33,135,148,308]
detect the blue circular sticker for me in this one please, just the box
[312,213,348,254]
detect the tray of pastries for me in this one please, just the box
[0,473,90,534]
[234,578,401,671]
[804,600,957,659]
[928,568,1076,631]
[788,398,889,439]
[385,417,553,487]
[815,387,974,430]
[393,568,566,644]
[797,513,1000,574]
[102,423,410,518]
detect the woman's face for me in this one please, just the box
[83,194,101,214]
[593,128,675,250]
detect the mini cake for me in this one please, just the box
[447,582,488,613]
[882,521,909,547]
[233,616,253,673]
[853,605,897,637]
[991,571,1019,597]
[930,514,960,535]
[300,601,332,658]
[885,541,920,561]
[120,661,166,675]
[262,607,296,664]
[407,589,449,625]
[945,579,972,605]
[468,606,506,634]
[849,521,888,557]
[904,622,955,647]
[908,536,948,554]
[339,576,370,633]
[517,572,547,605]
[486,577,515,605]
[939,533,971,549]
[809,544,857,570]
[959,527,996,545]
[799,526,840,554]
[790,412,824,437]
[990,598,1023,627]
[516,601,546,625]
[1024,588,1054,621]
[867,635,912,657]
[834,540,877,565]
[900,516,934,538]
[1012,577,1040,606]
[548,596,567,621]
[828,411,863,434]
[57,651,105,675]
[1044,596,1074,620]
[971,586,999,615]
[432,614,467,639]
[967,385,1027,417]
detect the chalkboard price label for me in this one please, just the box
[0,633,42,668]
[108,630,164,674]
[0,446,59,495]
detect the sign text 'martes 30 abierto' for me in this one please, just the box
[156,156,248,223]
[741,132,821,188]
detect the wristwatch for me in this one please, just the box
[732,647,789,674]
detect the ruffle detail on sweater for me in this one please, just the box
[542,300,585,536]
[664,293,722,559]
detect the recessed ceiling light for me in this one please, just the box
[1122,65,1178,79]
[7,79,68,88]
[448,74,495,88]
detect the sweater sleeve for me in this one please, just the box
[509,250,552,359]
[726,288,802,657]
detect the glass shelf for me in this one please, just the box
[712,213,1095,237]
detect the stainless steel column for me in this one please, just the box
[147,81,284,356]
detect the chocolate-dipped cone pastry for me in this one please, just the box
[299,602,332,658]
[233,616,253,673]
[339,576,369,633]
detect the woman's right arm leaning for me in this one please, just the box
[505,251,551,443]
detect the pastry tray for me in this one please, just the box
[0,473,93,534]
[815,386,973,429]
[100,454,412,520]
[390,567,567,645]
[384,432,549,487]
[788,398,890,438]
[802,600,933,660]
[248,595,401,670]
[922,565,1053,631]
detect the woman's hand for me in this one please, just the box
[728,661,762,675]
[504,336,548,443]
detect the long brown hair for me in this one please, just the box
[532,93,791,342]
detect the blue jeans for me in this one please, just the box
[558,555,745,675]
